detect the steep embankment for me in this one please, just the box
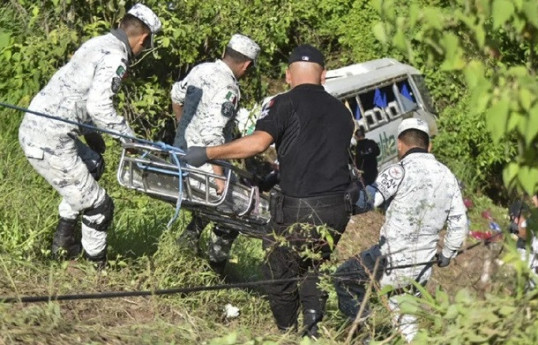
[335,211,504,297]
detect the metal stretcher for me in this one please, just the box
[116,142,271,237]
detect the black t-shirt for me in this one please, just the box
[354,138,380,185]
[255,84,354,197]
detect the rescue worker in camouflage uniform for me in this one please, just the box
[334,117,469,343]
[171,34,260,274]
[18,4,162,267]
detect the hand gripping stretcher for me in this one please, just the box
[116,142,271,237]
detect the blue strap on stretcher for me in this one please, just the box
[150,142,186,228]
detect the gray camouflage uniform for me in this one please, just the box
[171,59,241,264]
[172,59,240,150]
[19,4,162,260]
[171,34,260,266]
[335,150,468,342]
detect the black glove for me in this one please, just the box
[258,171,279,192]
[182,146,208,167]
[437,253,451,267]
[84,132,106,154]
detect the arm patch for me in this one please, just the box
[221,101,236,118]
[376,164,405,201]
[111,77,121,93]
[259,98,275,119]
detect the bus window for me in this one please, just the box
[396,79,418,113]
[358,85,397,128]
[343,96,361,120]
[359,85,396,109]
[411,74,437,115]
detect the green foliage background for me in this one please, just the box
[1,0,537,344]
[2,0,534,196]
[372,0,537,197]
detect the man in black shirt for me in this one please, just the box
[183,44,354,337]
[353,126,380,185]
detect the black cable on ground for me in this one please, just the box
[0,278,299,304]
[0,231,502,304]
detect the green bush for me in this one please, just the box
[433,94,515,197]
[373,0,538,196]
[2,1,537,344]
[397,247,538,345]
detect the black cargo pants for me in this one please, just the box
[263,192,350,330]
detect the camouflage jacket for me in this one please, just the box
[20,29,135,150]
[374,151,469,281]
[171,59,240,149]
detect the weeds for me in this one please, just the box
[1,2,536,343]
[3,110,536,345]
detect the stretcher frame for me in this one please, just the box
[117,142,271,237]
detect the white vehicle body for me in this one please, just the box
[324,58,438,169]
[238,58,438,169]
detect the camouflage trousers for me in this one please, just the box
[334,245,428,343]
[19,134,108,257]
[178,215,239,263]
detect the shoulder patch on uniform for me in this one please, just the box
[375,163,405,201]
[111,77,122,93]
[225,91,238,106]
[387,165,404,179]
[259,99,274,119]
[116,65,126,78]
[221,101,236,118]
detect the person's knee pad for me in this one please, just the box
[82,194,114,231]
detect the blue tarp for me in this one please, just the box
[374,88,387,108]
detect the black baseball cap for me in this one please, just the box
[288,44,325,67]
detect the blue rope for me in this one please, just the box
[0,101,155,145]
[154,142,186,228]
[1,101,187,227]
[136,153,184,176]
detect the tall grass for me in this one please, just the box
[0,104,281,344]
[1,2,537,343]
[3,102,537,344]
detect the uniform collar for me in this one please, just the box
[401,147,428,160]
[215,59,237,82]
[111,29,133,60]
[291,83,324,91]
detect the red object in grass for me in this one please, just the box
[469,231,502,242]
[481,210,493,220]
[463,198,473,209]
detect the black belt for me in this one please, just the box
[282,193,345,207]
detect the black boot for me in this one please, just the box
[85,248,107,270]
[52,217,81,259]
[278,322,298,334]
[302,309,322,338]
[209,260,227,276]
[176,217,204,255]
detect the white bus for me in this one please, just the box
[324,58,438,168]
[238,58,438,169]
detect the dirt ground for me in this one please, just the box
[335,210,504,296]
